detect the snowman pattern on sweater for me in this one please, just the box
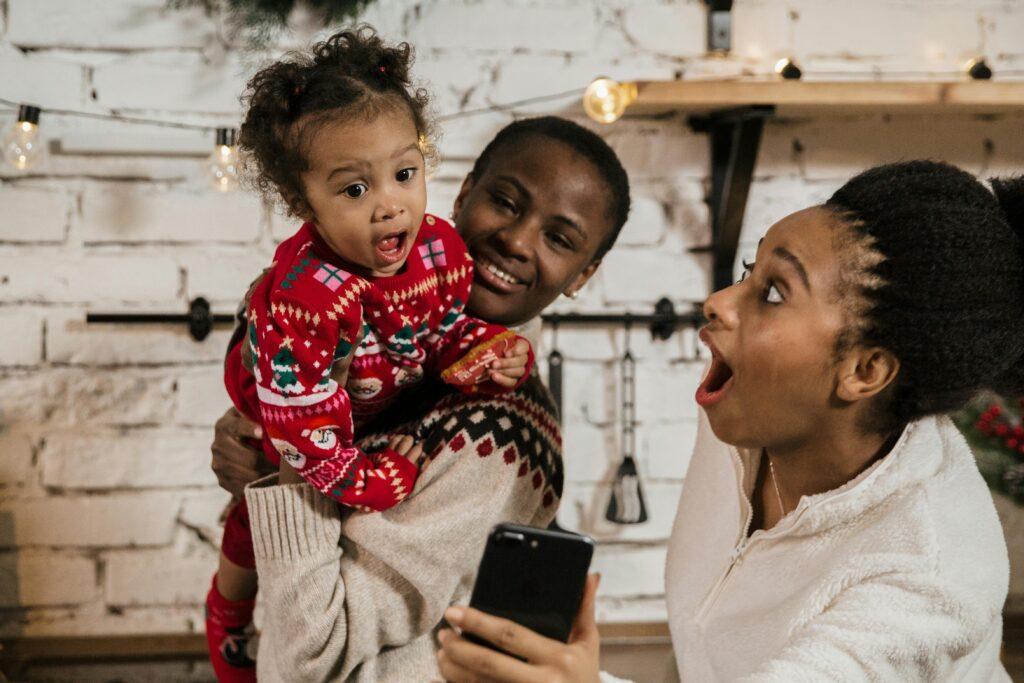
[236,214,530,512]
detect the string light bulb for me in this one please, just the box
[774,58,803,80]
[4,104,43,170]
[965,57,993,80]
[583,78,637,124]
[208,127,239,192]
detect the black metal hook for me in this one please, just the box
[86,297,236,342]
[540,297,704,341]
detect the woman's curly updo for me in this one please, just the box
[825,160,1024,434]
[238,25,432,217]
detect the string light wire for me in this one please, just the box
[4,65,1023,133]
[0,88,588,132]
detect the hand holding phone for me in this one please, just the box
[465,523,595,650]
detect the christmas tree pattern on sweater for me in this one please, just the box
[229,214,530,512]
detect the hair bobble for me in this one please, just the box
[286,80,305,116]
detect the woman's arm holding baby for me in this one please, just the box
[245,392,560,681]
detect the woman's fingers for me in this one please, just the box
[437,628,536,683]
[568,573,601,646]
[217,406,263,441]
[211,407,267,495]
[406,442,424,462]
[389,434,415,455]
[235,413,263,440]
[437,645,487,683]
[445,606,558,664]
[388,435,423,463]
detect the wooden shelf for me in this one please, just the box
[620,79,1024,292]
[4,616,1024,673]
[630,80,1024,115]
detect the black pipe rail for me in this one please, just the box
[87,296,706,342]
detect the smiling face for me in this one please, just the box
[696,207,858,450]
[452,135,615,326]
[296,105,427,276]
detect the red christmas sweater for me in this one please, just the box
[224,214,532,512]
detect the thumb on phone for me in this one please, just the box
[569,572,600,646]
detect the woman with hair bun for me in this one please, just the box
[438,162,1022,682]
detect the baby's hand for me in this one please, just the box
[486,336,531,388]
[388,434,423,463]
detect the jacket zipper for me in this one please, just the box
[694,450,813,627]
[695,450,755,626]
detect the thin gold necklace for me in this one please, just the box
[767,453,787,516]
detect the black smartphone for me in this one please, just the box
[465,523,595,650]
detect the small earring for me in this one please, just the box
[565,290,579,300]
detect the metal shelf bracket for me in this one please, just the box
[689,105,775,291]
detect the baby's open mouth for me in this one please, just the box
[375,230,408,266]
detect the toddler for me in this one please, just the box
[204,27,532,682]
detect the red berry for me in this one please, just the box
[1008,439,1019,450]
[996,424,1010,437]
[991,405,1002,417]
[976,419,989,432]
[1015,426,1024,439]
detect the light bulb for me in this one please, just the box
[3,104,43,170]
[208,127,239,192]
[583,78,637,124]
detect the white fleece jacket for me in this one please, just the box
[665,411,1010,681]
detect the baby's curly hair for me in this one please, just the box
[825,160,1024,434]
[238,25,432,218]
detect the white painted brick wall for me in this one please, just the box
[0,493,181,548]
[0,431,37,488]
[40,430,218,489]
[0,0,1021,639]
[0,45,85,110]
[105,546,216,606]
[0,551,97,607]
[0,253,181,304]
[0,309,44,366]
[45,312,233,366]
[6,0,217,50]
[0,186,72,243]
[79,186,263,244]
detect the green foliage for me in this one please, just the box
[168,0,374,46]
[952,393,1024,504]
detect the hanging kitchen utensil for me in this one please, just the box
[547,320,563,418]
[606,317,648,524]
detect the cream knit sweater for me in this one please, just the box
[665,411,1011,681]
[244,372,561,682]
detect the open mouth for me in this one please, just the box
[474,255,527,292]
[374,230,409,266]
[695,329,735,407]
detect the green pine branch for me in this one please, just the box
[168,0,375,47]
